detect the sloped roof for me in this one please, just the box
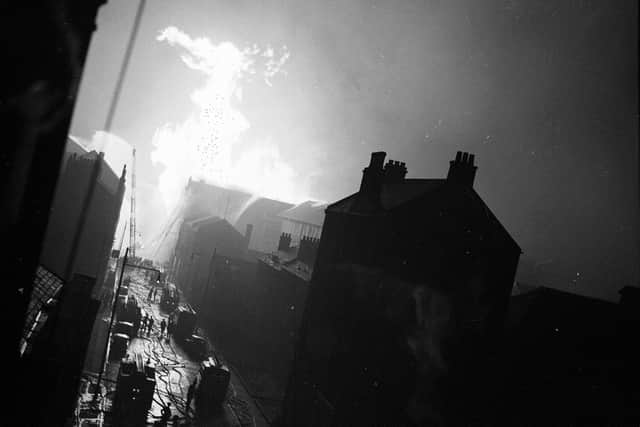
[237,197,293,221]
[185,214,224,230]
[277,200,328,226]
[506,286,618,339]
[511,281,540,296]
[327,178,521,252]
[328,179,445,214]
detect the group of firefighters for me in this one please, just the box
[142,284,197,426]
[140,313,174,338]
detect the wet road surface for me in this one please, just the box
[77,270,267,426]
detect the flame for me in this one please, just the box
[152,26,300,212]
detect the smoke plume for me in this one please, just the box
[151,26,303,213]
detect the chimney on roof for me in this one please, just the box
[245,224,253,248]
[278,232,291,251]
[383,160,407,184]
[298,235,320,267]
[447,151,477,187]
[359,151,386,200]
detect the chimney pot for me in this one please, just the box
[359,152,386,204]
[447,151,478,187]
[369,151,386,169]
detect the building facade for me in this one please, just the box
[40,137,126,293]
[282,151,521,425]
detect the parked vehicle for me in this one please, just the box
[112,353,156,427]
[194,355,230,419]
[109,333,129,361]
[183,334,207,360]
[160,283,179,312]
[115,321,134,339]
[169,305,197,340]
[119,295,142,336]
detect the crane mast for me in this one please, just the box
[130,148,137,258]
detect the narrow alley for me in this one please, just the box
[75,267,267,426]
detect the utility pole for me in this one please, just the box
[202,249,217,312]
[187,252,200,299]
[130,148,137,259]
[94,246,129,401]
[103,0,146,259]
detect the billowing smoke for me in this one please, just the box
[151,26,302,213]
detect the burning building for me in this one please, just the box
[281,151,521,425]
[180,178,293,254]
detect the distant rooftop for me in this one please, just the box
[328,179,444,214]
[277,200,328,226]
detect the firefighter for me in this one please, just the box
[185,380,196,413]
[147,316,154,334]
[160,318,167,337]
[167,319,174,336]
[161,403,172,425]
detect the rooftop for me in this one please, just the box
[277,200,328,226]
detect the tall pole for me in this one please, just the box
[94,246,130,401]
[130,148,137,258]
[202,249,216,312]
[104,0,145,259]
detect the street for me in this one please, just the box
[76,268,268,426]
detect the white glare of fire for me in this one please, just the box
[152,27,297,209]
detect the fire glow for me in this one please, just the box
[151,26,297,211]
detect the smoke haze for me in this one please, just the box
[70,0,637,300]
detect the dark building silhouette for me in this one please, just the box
[3,4,106,423]
[277,200,327,245]
[235,196,295,254]
[180,179,293,254]
[41,137,126,287]
[281,151,521,425]
[493,286,638,424]
[19,272,101,426]
[172,215,250,305]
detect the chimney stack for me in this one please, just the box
[298,235,320,267]
[359,151,386,201]
[245,224,253,247]
[278,232,291,251]
[383,160,407,184]
[447,151,477,187]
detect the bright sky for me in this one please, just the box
[70,0,638,301]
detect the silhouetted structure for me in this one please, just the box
[2,3,108,423]
[41,137,126,287]
[493,286,638,424]
[277,200,327,246]
[19,273,101,426]
[112,353,156,426]
[282,151,521,425]
[181,179,293,254]
[172,215,249,303]
[235,197,295,253]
